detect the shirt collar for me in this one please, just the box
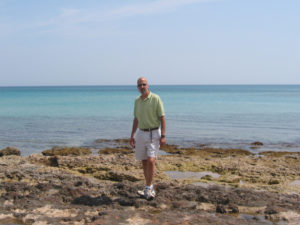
[141,92,152,101]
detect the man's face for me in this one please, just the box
[137,79,149,94]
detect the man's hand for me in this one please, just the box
[130,137,135,148]
[160,137,166,146]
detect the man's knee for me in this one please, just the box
[147,157,156,164]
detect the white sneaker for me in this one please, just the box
[137,189,145,196]
[144,187,156,200]
[137,186,156,200]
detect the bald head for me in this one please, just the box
[137,77,148,85]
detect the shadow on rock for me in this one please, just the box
[72,195,112,206]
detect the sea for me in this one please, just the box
[0,85,300,156]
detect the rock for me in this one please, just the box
[95,138,129,144]
[216,205,227,213]
[93,171,141,182]
[2,146,300,224]
[72,195,112,206]
[216,196,230,205]
[201,175,212,180]
[160,144,181,154]
[94,139,109,143]
[116,198,136,206]
[196,194,209,203]
[264,206,280,215]
[278,211,300,224]
[268,179,280,185]
[228,204,239,213]
[42,146,91,156]
[251,141,263,146]
[49,156,59,167]
[171,201,197,210]
[99,148,132,154]
[0,147,21,156]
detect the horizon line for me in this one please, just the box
[1,83,300,88]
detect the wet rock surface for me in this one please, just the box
[1,143,300,224]
[0,146,21,157]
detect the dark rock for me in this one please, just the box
[0,147,21,156]
[159,144,180,154]
[114,138,130,143]
[42,146,91,156]
[228,204,239,213]
[196,194,209,203]
[268,179,280,185]
[216,196,230,205]
[72,195,112,206]
[74,181,83,187]
[35,183,51,191]
[60,186,86,199]
[264,206,280,214]
[201,175,213,180]
[116,197,135,206]
[216,205,227,214]
[49,156,59,167]
[98,211,108,216]
[251,142,263,146]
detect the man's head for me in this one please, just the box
[137,77,149,95]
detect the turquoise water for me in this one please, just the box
[1,85,300,155]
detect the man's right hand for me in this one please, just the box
[130,137,135,148]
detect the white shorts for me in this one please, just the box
[135,129,161,160]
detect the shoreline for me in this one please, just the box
[3,137,300,157]
[1,142,300,224]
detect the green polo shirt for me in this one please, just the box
[134,92,165,129]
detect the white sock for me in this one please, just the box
[146,185,153,190]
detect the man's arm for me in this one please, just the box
[130,117,138,147]
[160,116,166,146]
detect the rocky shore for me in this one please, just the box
[1,141,300,225]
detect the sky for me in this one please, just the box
[0,0,299,86]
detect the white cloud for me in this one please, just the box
[2,0,215,38]
[39,0,214,27]
[99,0,212,19]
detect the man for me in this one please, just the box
[130,77,166,200]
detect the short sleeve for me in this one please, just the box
[134,99,137,118]
[157,97,165,117]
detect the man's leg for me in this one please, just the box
[140,157,156,199]
[142,157,156,186]
[139,131,159,199]
[142,160,147,182]
[146,157,155,186]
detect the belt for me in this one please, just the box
[140,127,159,132]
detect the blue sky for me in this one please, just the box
[0,0,299,86]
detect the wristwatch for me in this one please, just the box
[161,134,166,138]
